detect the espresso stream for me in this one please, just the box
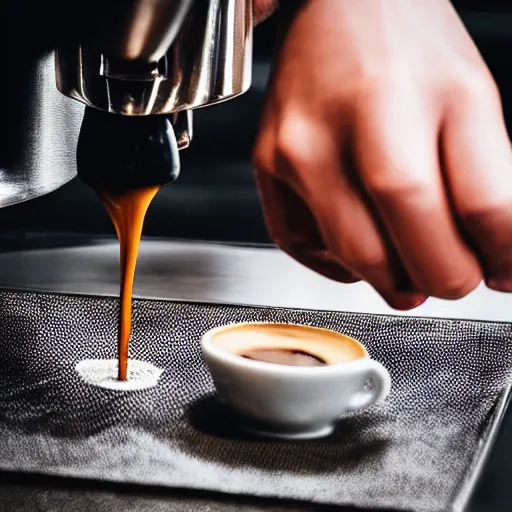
[97,186,160,381]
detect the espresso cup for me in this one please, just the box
[201,322,391,440]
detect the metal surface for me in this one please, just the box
[0,239,510,321]
[55,0,253,116]
[89,0,195,63]
[1,0,251,209]
[1,53,84,208]
[172,110,194,149]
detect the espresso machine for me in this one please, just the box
[2,0,253,206]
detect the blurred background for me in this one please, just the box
[0,6,511,249]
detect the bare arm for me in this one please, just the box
[253,0,512,309]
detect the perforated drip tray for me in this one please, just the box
[0,289,511,512]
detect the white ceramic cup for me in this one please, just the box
[201,322,391,440]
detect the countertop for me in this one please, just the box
[0,237,510,512]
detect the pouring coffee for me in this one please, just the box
[62,1,253,382]
[0,1,253,383]
[76,109,181,381]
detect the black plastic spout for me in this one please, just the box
[76,107,180,192]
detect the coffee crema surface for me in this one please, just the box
[243,348,327,367]
[210,323,366,366]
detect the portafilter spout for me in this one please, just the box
[55,0,253,191]
[76,108,193,191]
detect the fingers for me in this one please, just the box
[253,143,359,284]
[354,87,483,299]
[250,0,511,305]
[441,79,512,292]
[254,113,427,310]
[256,174,361,284]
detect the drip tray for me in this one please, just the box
[0,290,511,512]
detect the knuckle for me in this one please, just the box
[340,248,389,279]
[364,172,430,203]
[459,201,512,255]
[353,256,389,277]
[432,273,481,300]
[253,112,317,184]
[450,69,501,108]
[275,115,317,172]
[459,200,512,227]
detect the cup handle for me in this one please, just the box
[346,359,391,412]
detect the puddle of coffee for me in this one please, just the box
[97,186,160,381]
[242,348,327,367]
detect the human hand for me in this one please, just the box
[253,0,512,309]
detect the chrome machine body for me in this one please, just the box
[2,0,253,205]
